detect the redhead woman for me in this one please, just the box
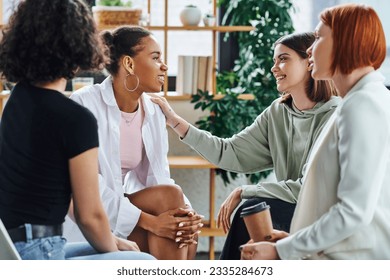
[151,32,340,259]
[241,3,390,260]
[63,26,202,260]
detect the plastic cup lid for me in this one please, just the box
[240,201,270,217]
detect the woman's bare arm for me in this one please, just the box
[69,148,120,252]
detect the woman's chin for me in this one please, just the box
[157,84,164,92]
[276,84,285,93]
[311,69,330,81]
[146,86,163,93]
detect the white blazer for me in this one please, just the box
[276,71,390,259]
[63,77,189,241]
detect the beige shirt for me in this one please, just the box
[277,71,390,259]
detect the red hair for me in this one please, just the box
[320,4,386,75]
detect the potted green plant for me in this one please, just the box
[93,0,141,27]
[96,0,132,7]
[203,12,216,26]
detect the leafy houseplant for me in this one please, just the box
[97,0,132,6]
[191,0,295,185]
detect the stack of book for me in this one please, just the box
[176,55,213,95]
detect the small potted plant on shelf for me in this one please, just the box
[92,0,142,28]
[203,12,216,26]
[97,0,132,6]
[180,4,202,26]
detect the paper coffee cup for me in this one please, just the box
[240,202,273,242]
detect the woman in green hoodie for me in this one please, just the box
[151,32,340,259]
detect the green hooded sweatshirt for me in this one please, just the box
[182,96,341,203]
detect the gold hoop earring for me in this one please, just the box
[124,73,139,92]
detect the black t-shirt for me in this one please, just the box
[0,82,99,229]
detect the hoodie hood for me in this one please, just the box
[282,95,341,118]
[279,95,341,181]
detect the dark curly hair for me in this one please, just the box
[101,26,152,75]
[0,0,106,83]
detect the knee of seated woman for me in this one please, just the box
[155,184,185,208]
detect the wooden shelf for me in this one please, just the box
[145,0,253,100]
[200,220,225,237]
[200,225,226,237]
[148,25,254,32]
[0,90,72,100]
[168,155,216,169]
[97,0,253,100]
[167,94,255,101]
[213,93,255,100]
[0,90,10,117]
[168,155,224,260]
[0,90,10,98]
[151,92,255,101]
[98,25,253,32]
[161,92,193,101]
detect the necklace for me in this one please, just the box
[121,105,139,126]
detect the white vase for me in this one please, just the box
[180,6,201,26]
[203,16,216,26]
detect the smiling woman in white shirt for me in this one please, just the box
[63,26,203,260]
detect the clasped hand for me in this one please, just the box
[153,207,204,248]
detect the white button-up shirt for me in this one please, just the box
[63,77,190,241]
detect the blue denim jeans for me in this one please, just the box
[65,242,155,260]
[13,224,155,260]
[14,224,66,260]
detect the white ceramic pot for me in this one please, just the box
[203,15,216,26]
[180,6,201,26]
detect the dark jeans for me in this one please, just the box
[219,197,296,260]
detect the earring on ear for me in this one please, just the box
[124,72,140,92]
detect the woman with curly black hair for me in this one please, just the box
[0,0,153,260]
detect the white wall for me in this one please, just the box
[290,0,390,82]
[1,0,18,23]
[290,0,313,32]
